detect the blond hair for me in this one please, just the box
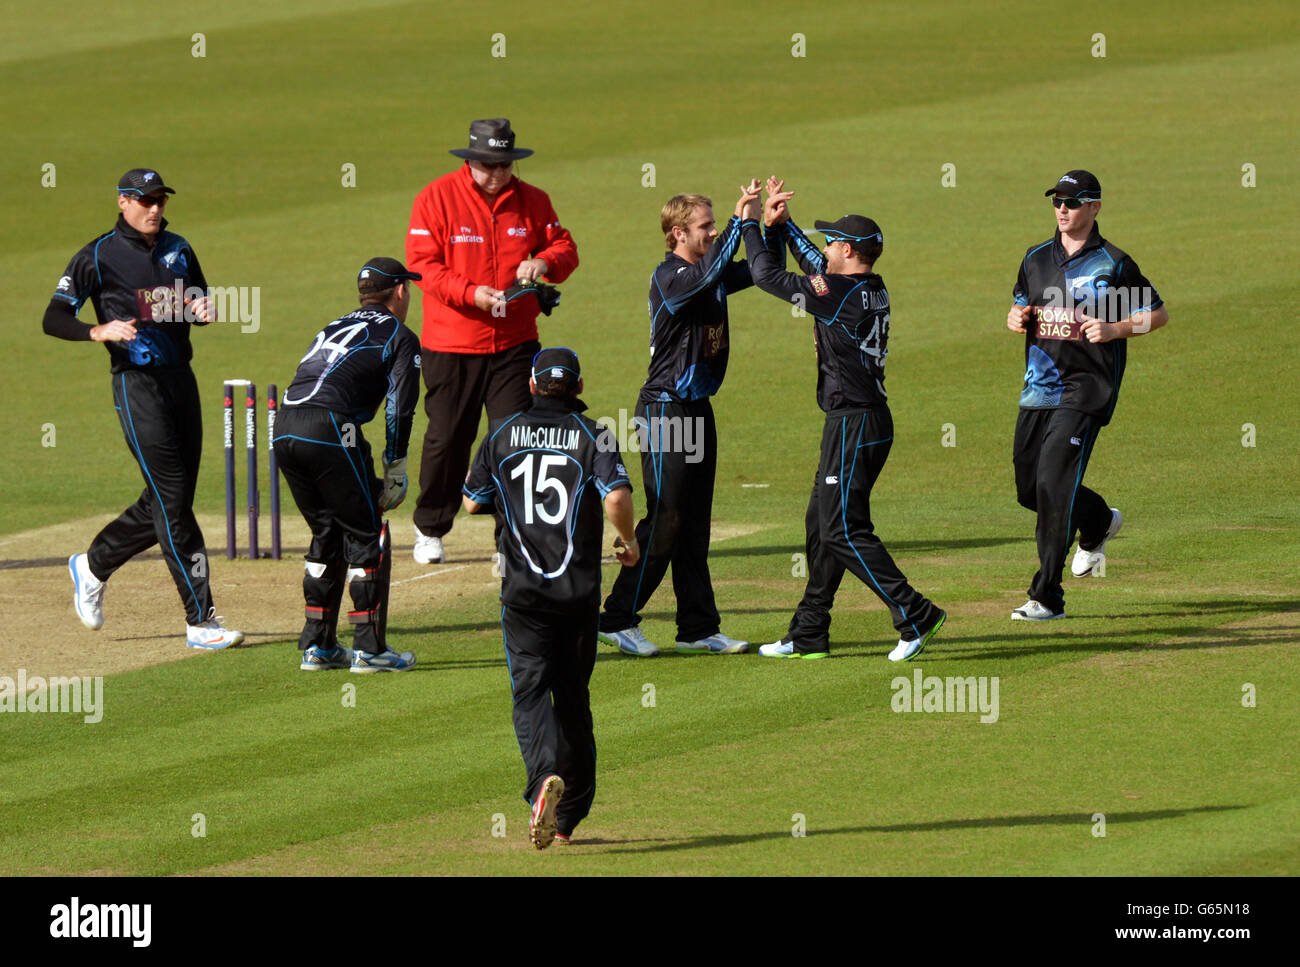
[661,194,712,250]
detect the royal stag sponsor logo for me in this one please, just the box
[1033,305,1084,341]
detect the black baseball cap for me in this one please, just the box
[358,257,422,291]
[813,214,883,245]
[1045,170,1101,200]
[117,168,175,196]
[531,347,581,386]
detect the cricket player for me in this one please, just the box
[46,168,243,649]
[463,347,638,848]
[742,178,946,661]
[1006,170,1167,620]
[272,258,422,671]
[595,186,758,657]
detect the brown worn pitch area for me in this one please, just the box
[0,513,502,685]
[0,515,767,686]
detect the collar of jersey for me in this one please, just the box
[115,213,167,248]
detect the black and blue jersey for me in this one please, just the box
[744,219,891,412]
[281,305,421,465]
[44,215,207,372]
[639,216,752,404]
[464,395,631,612]
[1013,224,1162,424]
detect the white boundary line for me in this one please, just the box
[392,564,471,586]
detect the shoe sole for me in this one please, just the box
[1011,610,1065,621]
[301,658,351,671]
[187,637,242,650]
[760,648,829,660]
[675,639,749,655]
[350,662,415,673]
[891,611,946,662]
[530,775,565,850]
[69,555,104,631]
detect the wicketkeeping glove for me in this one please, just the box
[502,280,562,316]
[379,458,408,511]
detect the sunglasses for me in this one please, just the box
[132,194,168,208]
[1051,196,1092,210]
[474,160,513,171]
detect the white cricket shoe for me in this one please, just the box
[186,618,245,650]
[676,632,749,654]
[758,639,829,660]
[888,611,946,662]
[1011,600,1065,621]
[69,554,105,630]
[413,528,445,564]
[1072,508,1123,577]
[598,627,660,657]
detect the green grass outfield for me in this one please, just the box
[1,0,1297,875]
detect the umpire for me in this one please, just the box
[47,168,242,649]
[463,347,638,849]
[272,258,422,672]
[742,178,946,661]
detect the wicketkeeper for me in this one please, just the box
[272,258,423,671]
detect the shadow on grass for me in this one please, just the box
[708,536,1025,559]
[587,804,1248,853]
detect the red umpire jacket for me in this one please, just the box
[406,164,579,354]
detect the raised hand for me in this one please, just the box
[735,179,762,220]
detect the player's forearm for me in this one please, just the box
[603,487,636,543]
[785,220,827,275]
[742,222,803,302]
[42,301,93,341]
[1123,305,1168,336]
